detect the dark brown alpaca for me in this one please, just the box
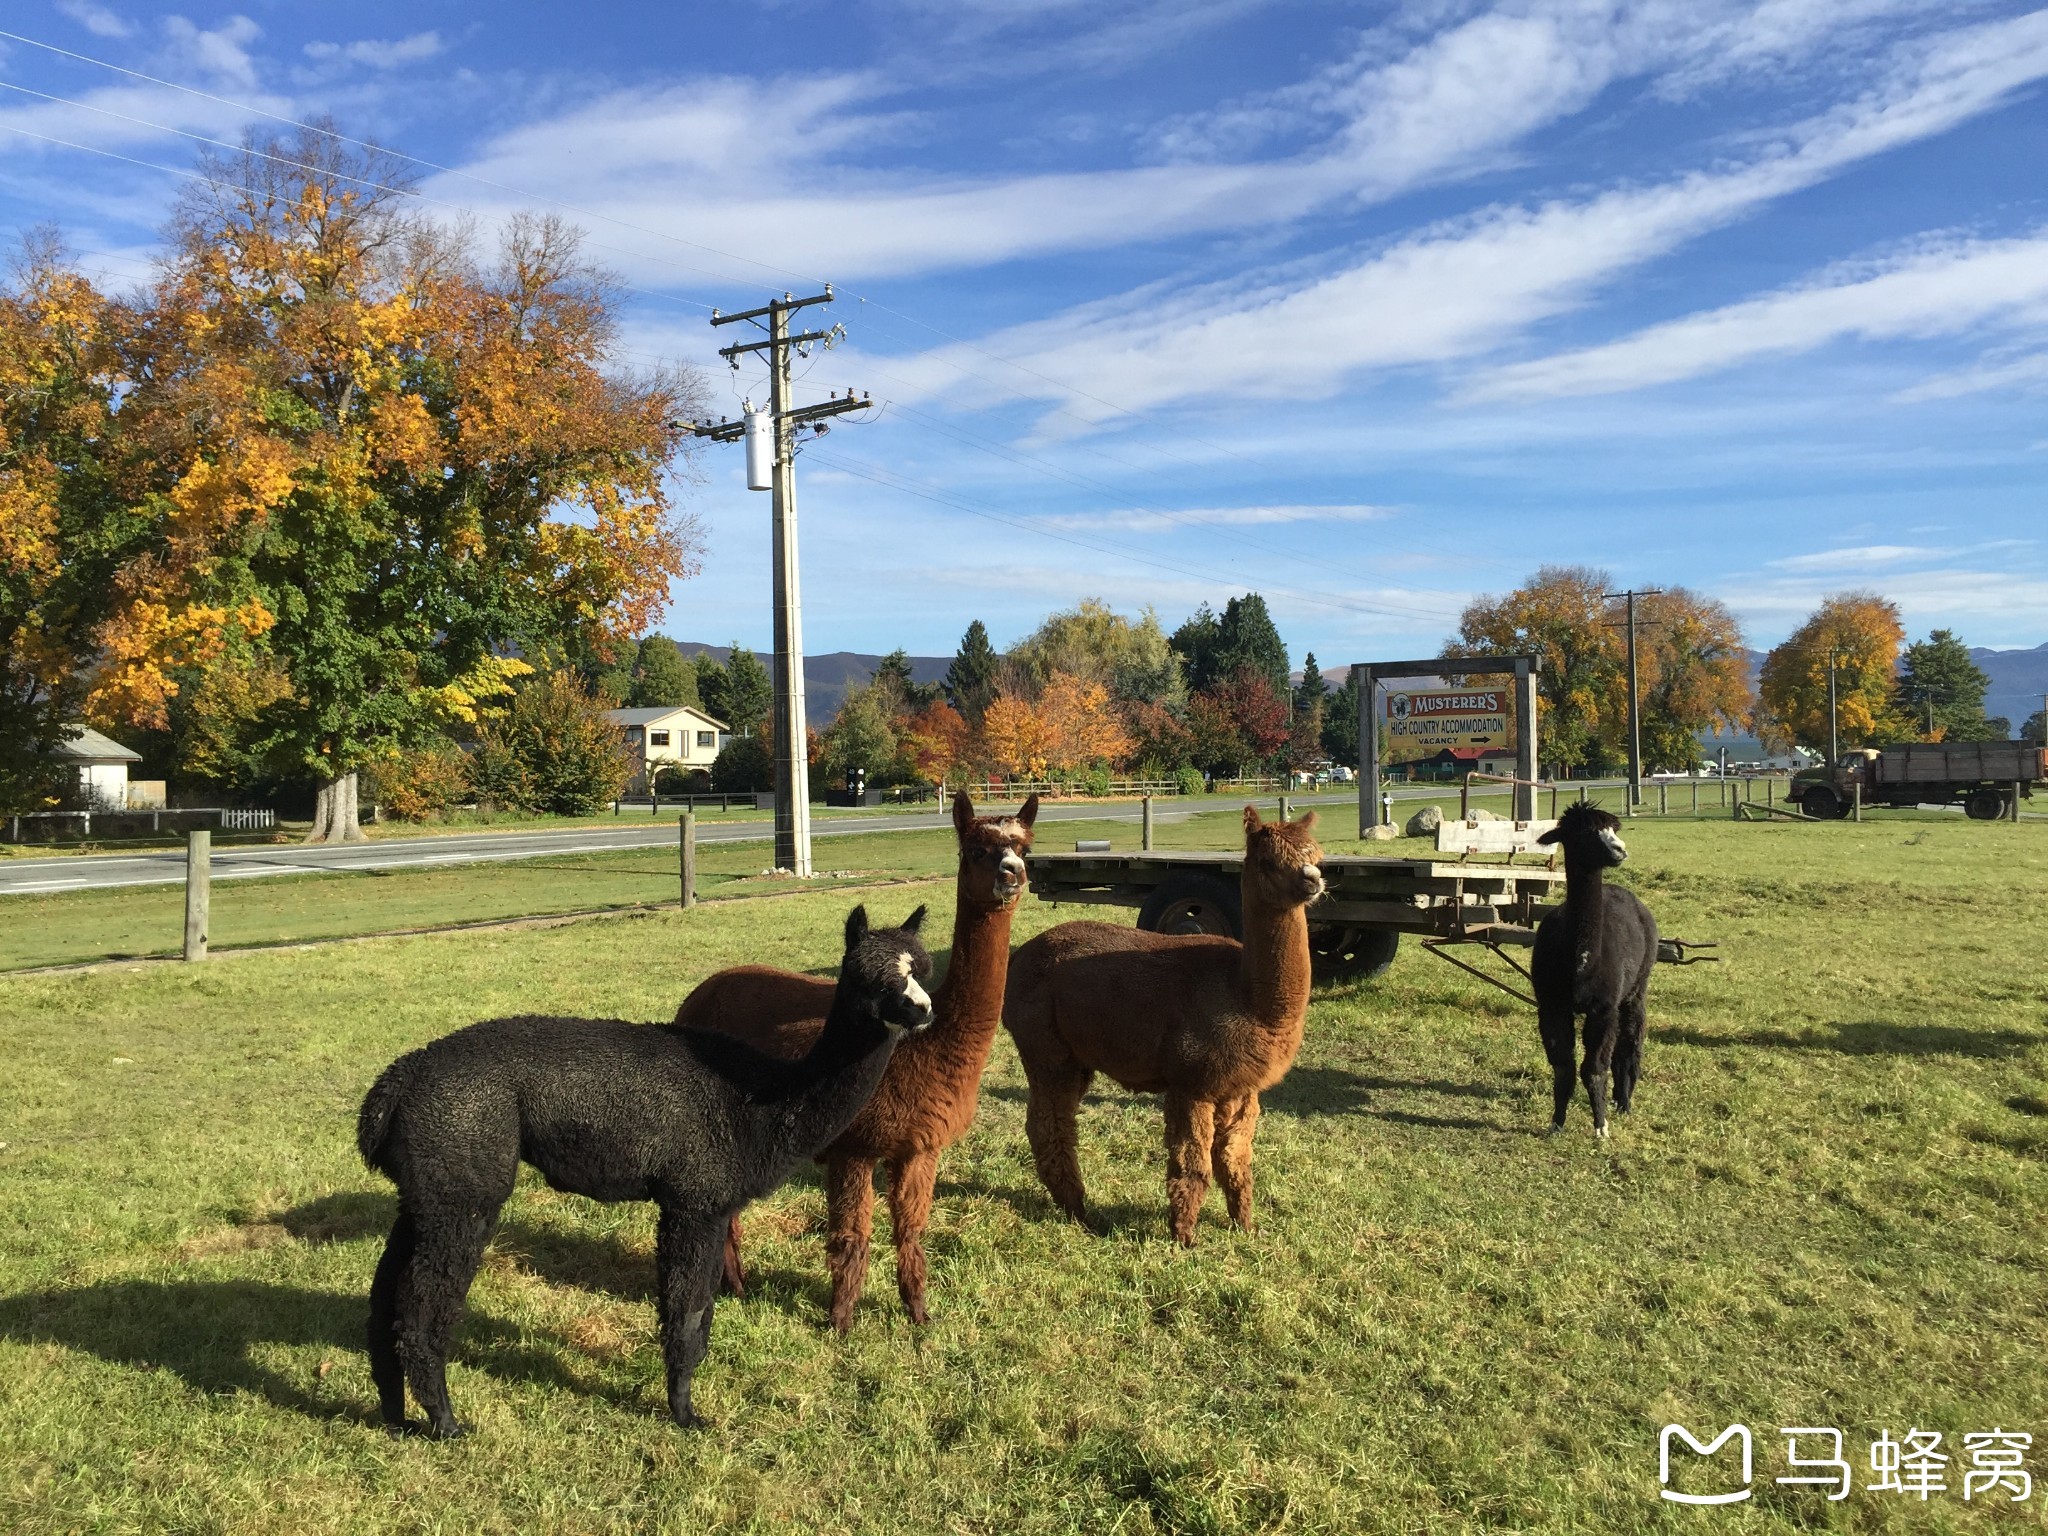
[1002,806,1324,1245]
[674,792,1038,1330]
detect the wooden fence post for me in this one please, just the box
[1853,782,1862,822]
[2011,781,2023,823]
[1141,795,1154,851]
[679,811,697,908]
[183,829,209,961]
[1658,783,1668,816]
[1278,794,1291,823]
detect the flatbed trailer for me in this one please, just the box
[1025,846,1569,983]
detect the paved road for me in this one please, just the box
[0,789,1385,897]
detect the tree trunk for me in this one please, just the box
[305,770,369,844]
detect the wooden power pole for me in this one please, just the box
[1603,588,1663,809]
[682,288,871,875]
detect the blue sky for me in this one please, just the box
[3,0,2045,676]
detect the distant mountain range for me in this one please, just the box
[673,642,950,724]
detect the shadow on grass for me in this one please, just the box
[274,1190,393,1244]
[1660,1020,2045,1058]
[0,1279,606,1424]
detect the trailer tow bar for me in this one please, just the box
[1421,925,1720,1008]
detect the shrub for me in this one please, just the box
[475,671,630,816]
[1174,765,1206,797]
[463,735,525,811]
[376,743,470,822]
[1083,766,1111,797]
[711,735,773,794]
[654,765,712,796]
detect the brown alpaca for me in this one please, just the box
[674,792,1038,1330]
[1002,806,1324,1245]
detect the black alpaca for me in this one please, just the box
[1532,804,1657,1137]
[356,904,933,1438]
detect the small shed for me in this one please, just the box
[55,725,143,809]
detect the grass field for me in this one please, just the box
[3,810,2045,1532]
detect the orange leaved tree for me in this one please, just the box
[1758,592,1907,754]
[103,126,705,839]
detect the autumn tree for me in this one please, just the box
[1450,566,1622,777]
[980,692,1049,779]
[0,235,172,811]
[1036,671,1132,774]
[943,619,1000,722]
[1011,599,1184,706]
[1896,629,1995,740]
[897,699,970,784]
[1635,588,1751,771]
[94,126,705,840]
[1206,667,1291,770]
[1757,592,1907,754]
[1124,700,1194,774]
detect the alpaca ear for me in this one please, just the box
[1243,805,1263,835]
[1295,809,1318,832]
[844,904,870,949]
[952,791,974,840]
[901,904,927,936]
[1016,793,1040,830]
[1536,826,1562,845]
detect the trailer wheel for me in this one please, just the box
[1309,924,1401,983]
[1137,874,1242,938]
[1965,788,2006,821]
[1802,785,1841,819]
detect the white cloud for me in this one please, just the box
[56,0,134,40]
[1894,348,2048,402]
[882,8,2048,427]
[160,16,263,92]
[303,32,444,70]
[1473,230,2048,401]
[1766,544,1944,571]
[1038,503,1395,532]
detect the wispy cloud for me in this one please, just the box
[1766,544,1944,571]
[302,33,444,70]
[1037,503,1394,533]
[55,0,134,41]
[886,9,2048,426]
[1473,229,2048,402]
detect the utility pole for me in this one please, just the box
[681,289,872,875]
[1827,649,1840,763]
[1602,588,1663,808]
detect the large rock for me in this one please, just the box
[1468,807,1502,823]
[1405,804,1444,837]
[1363,824,1400,841]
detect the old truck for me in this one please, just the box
[1787,742,2046,820]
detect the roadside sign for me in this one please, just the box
[1385,686,1513,756]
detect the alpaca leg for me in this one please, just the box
[1581,1005,1619,1137]
[720,1215,746,1298]
[1538,1004,1577,1134]
[366,1210,417,1429]
[824,1156,877,1335]
[395,1203,498,1439]
[885,1149,939,1325]
[1614,993,1649,1113]
[656,1207,728,1429]
[1164,1093,1217,1247]
[1209,1093,1262,1232]
[1022,1061,1093,1223]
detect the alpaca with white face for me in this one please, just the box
[1532,804,1659,1137]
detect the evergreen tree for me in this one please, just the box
[627,636,699,709]
[2022,709,2045,746]
[1169,603,1224,693]
[1896,629,1995,740]
[1215,594,1290,697]
[871,647,940,713]
[943,620,1000,721]
[718,642,773,736]
[1296,651,1329,717]
[1322,671,1360,767]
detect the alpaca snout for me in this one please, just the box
[1299,864,1327,901]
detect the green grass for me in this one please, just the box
[2,815,2046,1532]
